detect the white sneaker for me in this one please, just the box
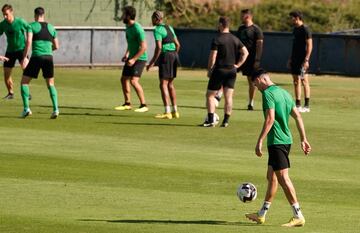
[301,106,310,113]
[3,93,14,100]
[21,109,32,118]
[50,110,59,119]
[296,106,303,112]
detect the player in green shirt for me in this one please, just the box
[147,10,181,119]
[20,7,59,119]
[245,69,311,227]
[0,4,30,99]
[114,6,148,113]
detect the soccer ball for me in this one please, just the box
[237,182,257,203]
[204,113,219,124]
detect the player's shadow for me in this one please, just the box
[39,105,107,111]
[78,219,257,226]
[98,121,198,127]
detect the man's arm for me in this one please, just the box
[290,107,311,155]
[303,38,313,70]
[174,37,180,53]
[207,50,217,78]
[255,108,275,157]
[235,46,249,68]
[254,39,263,69]
[122,48,129,62]
[127,40,147,67]
[52,37,59,51]
[21,32,33,69]
[0,55,9,61]
[146,40,162,71]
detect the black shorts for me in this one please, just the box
[207,67,237,91]
[290,58,304,75]
[158,51,178,79]
[238,57,255,76]
[23,56,54,79]
[268,144,291,171]
[3,50,24,68]
[122,60,146,78]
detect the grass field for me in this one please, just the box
[0,68,359,233]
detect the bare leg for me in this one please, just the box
[206,90,217,114]
[168,78,177,107]
[292,75,301,105]
[121,76,131,104]
[223,87,234,115]
[160,79,170,107]
[264,166,278,202]
[4,67,14,94]
[130,76,146,105]
[274,168,298,205]
[301,75,310,99]
[247,76,256,106]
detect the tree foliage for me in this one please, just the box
[154,0,360,32]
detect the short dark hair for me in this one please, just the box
[122,6,136,20]
[219,16,231,28]
[241,9,252,15]
[34,7,45,16]
[2,4,13,12]
[251,68,268,81]
[289,10,303,20]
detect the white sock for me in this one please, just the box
[172,105,178,112]
[291,203,304,219]
[258,201,271,217]
[249,99,254,106]
[165,106,171,113]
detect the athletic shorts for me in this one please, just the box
[290,58,304,75]
[238,57,255,76]
[207,67,237,91]
[23,55,54,79]
[3,50,24,68]
[158,51,178,79]
[268,144,291,171]
[122,60,146,78]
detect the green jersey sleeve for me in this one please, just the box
[47,23,57,38]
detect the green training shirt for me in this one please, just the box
[262,85,295,146]
[125,22,148,61]
[154,23,177,52]
[0,17,30,52]
[28,22,57,57]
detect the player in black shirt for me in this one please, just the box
[203,16,248,127]
[287,11,312,113]
[236,9,263,110]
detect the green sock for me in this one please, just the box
[48,85,58,112]
[20,84,30,111]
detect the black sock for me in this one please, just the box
[304,98,310,107]
[296,99,301,107]
[207,113,214,123]
[124,102,131,106]
[223,114,230,123]
[140,103,147,108]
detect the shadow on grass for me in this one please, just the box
[78,219,258,226]
[39,105,107,111]
[97,121,198,127]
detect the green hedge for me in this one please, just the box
[161,0,360,33]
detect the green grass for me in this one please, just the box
[0,68,359,233]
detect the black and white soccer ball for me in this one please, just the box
[237,182,257,203]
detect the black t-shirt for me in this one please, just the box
[211,32,244,68]
[291,25,312,59]
[236,24,263,57]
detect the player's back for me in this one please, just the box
[213,33,242,68]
